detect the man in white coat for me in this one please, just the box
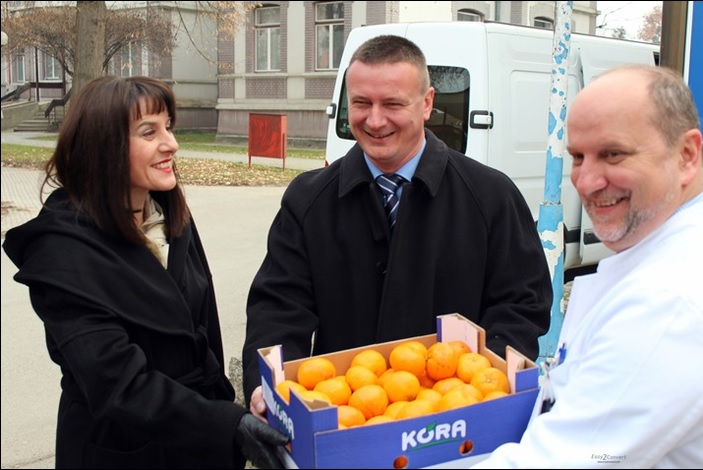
[472,64,703,468]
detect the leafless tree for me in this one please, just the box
[73,1,106,93]
[2,2,173,76]
[612,26,628,40]
[1,1,257,97]
[638,5,662,44]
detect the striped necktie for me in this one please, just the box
[376,173,406,229]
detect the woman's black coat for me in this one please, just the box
[3,189,247,469]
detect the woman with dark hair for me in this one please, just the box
[2,76,287,469]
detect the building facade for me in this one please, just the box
[1,1,219,132]
[215,1,599,146]
[2,1,599,139]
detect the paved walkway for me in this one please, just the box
[0,167,46,238]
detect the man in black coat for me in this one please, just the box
[242,35,552,415]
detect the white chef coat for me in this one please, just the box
[472,193,703,468]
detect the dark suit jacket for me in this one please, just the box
[3,189,246,469]
[242,130,552,401]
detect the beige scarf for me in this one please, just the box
[141,195,169,267]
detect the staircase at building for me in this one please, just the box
[13,102,64,132]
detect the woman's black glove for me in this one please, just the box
[235,413,289,469]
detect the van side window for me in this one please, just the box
[334,66,470,154]
[427,66,470,154]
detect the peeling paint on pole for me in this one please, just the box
[537,1,572,367]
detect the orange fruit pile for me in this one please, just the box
[274,341,511,429]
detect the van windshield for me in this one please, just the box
[334,65,470,153]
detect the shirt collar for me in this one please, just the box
[363,139,426,182]
[676,191,703,214]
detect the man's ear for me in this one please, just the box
[679,128,703,185]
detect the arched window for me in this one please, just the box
[458,9,484,22]
[534,16,554,30]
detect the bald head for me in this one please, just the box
[570,68,652,143]
[572,65,700,148]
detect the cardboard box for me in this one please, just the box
[257,313,539,469]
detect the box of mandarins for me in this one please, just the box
[257,313,539,469]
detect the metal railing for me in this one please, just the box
[1,81,66,103]
[44,87,72,130]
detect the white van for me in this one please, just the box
[324,21,659,280]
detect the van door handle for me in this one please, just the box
[470,111,493,129]
[326,103,337,119]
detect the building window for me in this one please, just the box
[458,9,483,22]
[12,53,25,83]
[43,53,60,80]
[255,6,281,72]
[534,17,554,29]
[315,2,344,70]
[121,43,133,77]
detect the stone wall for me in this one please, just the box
[1,102,40,132]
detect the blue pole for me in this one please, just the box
[537,1,572,367]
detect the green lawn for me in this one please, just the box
[0,143,305,187]
[34,133,326,160]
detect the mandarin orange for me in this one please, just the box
[404,340,429,356]
[415,388,443,411]
[456,352,491,384]
[350,349,388,377]
[345,365,378,391]
[298,389,332,405]
[470,367,510,396]
[364,415,395,426]
[377,368,396,389]
[417,371,437,389]
[314,377,352,405]
[337,404,366,428]
[384,400,410,419]
[275,379,308,403]
[389,343,427,377]
[297,357,336,390]
[383,370,421,403]
[437,385,481,412]
[426,341,460,381]
[483,390,509,401]
[448,339,472,356]
[348,384,389,419]
[396,399,435,420]
[432,377,466,395]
